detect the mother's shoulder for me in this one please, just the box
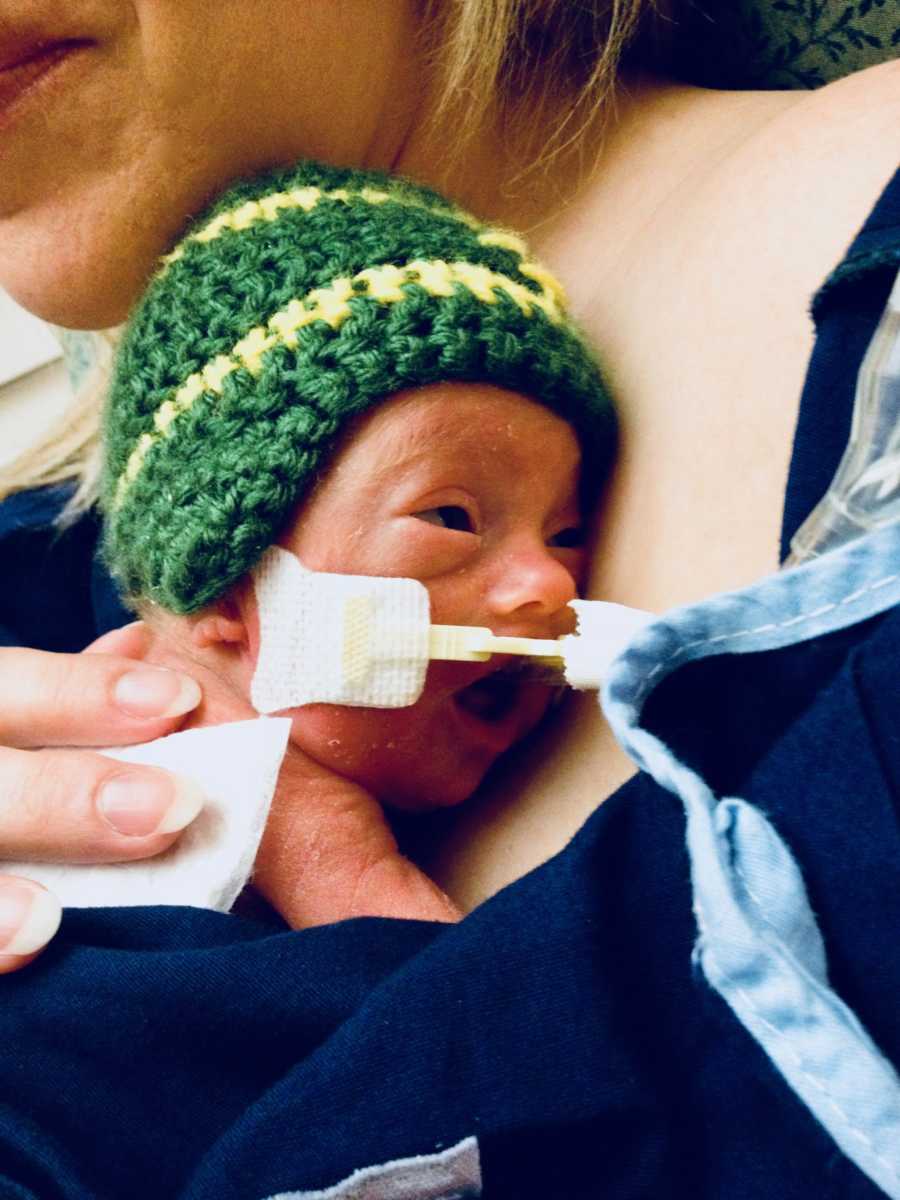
[738,58,897,155]
[756,60,899,181]
[804,58,900,120]
[782,57,900,159]
[697,63,900,305]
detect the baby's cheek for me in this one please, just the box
[284,703,491,811]
[286,705,383,777]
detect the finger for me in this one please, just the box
[0,646,202,748]
[82,621,150,657]
[0,745,204,862]
[344,852,462,925]
[0,876,62,973]
[254,774,460,928]
[0,951,42,975]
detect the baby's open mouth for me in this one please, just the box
[454,667,524,722]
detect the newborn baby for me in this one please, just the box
[166,381,587,811]
[97,160,616,925]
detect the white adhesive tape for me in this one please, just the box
[560,600,655,690]
[251,547,432,712]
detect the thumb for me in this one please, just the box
[253,764,459,928]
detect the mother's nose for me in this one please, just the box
[484,545,578,624]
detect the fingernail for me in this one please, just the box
[113,668,202,720]
[0,878,62,957]
[98,771,205,838]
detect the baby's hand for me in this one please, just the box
[253,746,461,928]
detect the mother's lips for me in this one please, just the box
[0,38,90,117]
[0,33,80,72]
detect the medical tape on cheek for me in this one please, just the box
[250,548,658,712]
[250,546,432,712]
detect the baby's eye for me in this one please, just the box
[413,506,475,533]
[548,525,585,549]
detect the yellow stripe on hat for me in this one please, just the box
[113,257,566,510]
[477,231,568,308]
[158,186,479,273]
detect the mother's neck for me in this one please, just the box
[395,75,802,316]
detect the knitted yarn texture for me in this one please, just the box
[102,160,616,614]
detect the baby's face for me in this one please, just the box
[246,382,586,810]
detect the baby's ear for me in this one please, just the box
[191,600,247,650]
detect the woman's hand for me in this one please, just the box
[0,625,204,973]
[73,619,459,932]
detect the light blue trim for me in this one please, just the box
[602,523,900,1198]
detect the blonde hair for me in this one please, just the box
[0,329,117,517]
[425,0,671,159]
[1,0,667,513]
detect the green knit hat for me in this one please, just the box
[102,160,616,614]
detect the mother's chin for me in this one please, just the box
[0,176,199,329]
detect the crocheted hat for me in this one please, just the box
[102,160,616,613]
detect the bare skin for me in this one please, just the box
[0,0,897,951]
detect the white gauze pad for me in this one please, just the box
[251,546,432,712]
[5,717,291,911]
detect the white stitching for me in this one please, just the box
[638,572,899,695]
[731,854,789,947]
[701,931,900,1184]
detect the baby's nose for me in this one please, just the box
[485,545,578,631]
